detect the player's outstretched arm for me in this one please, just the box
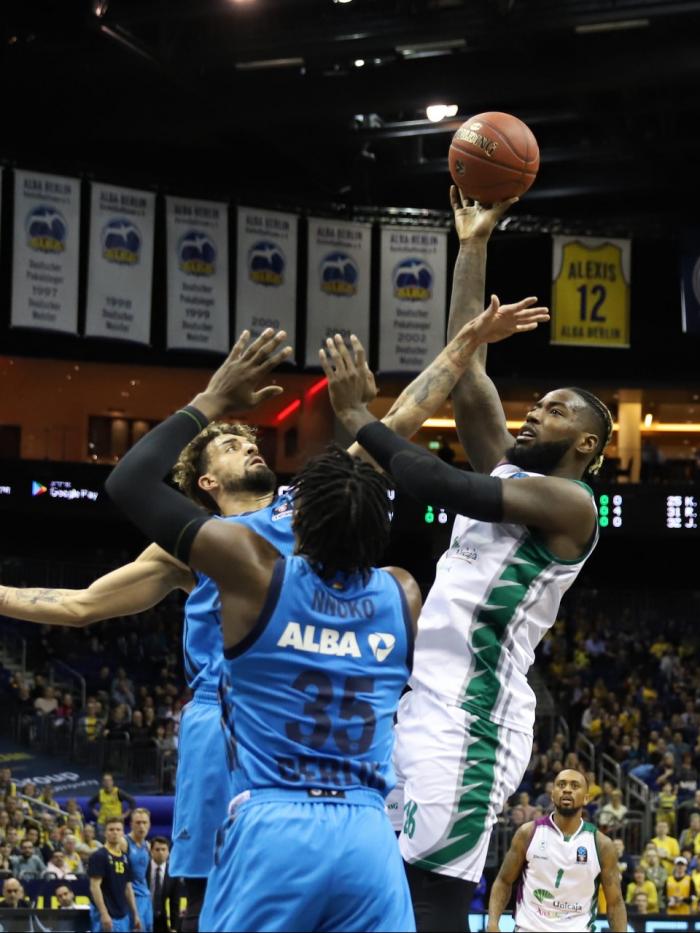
[486,823,530,931]
[598,834,628,932]
[447,186,528,474]
[330,293,548,464]
[0,544,193,627]
[105,329,291,641]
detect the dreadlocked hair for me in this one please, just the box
[566,387,614,477]
[171,422,257,512]
[292,444,392,583]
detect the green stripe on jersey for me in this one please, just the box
[413,539,550,871]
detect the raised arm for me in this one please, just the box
[486,823,531,931]
[447,186,538,474]
[0,544,194,627]
[105,329,291,646]
[597,834,628,932]
[336,294,548,464]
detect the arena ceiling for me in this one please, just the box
[3,0,700,231]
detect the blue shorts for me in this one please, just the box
[200,787,416,933]
[134,890,153,931]
[89,907,131,932]
[169,689,231,878]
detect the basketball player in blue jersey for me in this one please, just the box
[123,808,153,931]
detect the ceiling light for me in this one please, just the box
[426,104,458,123]
[334,0,353,4]
[354,58,365,67]
[92,0,109,17]
[644,413,653,427]
[575,18,649,34]
[236,57,304,71]
[397,39,466,58]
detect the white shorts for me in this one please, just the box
[394,687,532,882]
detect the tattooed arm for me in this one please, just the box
[0,544,194,627]
[343,295,547,464]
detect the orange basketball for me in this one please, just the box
[448,112,540,204]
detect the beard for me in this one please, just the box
[505,438,572,475]
[221,465,277,497]
[555,804,581,818]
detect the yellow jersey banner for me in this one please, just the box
[551,235,631,348]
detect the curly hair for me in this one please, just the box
[292,444,392,582]
[172,422,258,512]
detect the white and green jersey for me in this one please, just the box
[515,814,601,932]
[409,463,597,735]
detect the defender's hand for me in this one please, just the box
[193,328,293,417]
[450,185,518,242]
[319,334,377,438]
[470,294,549,346]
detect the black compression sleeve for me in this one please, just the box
[104,405,212,563]
[357,420,503,522]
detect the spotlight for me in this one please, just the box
[92,0,109,17]
[354,58,365,67]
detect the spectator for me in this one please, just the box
[56,884,90,910]
[655,752,680,791]
[38,786,58,810]
[614,838,631,888]
[88,774,135,832]
[10,838,45,881]
[0,877,31,908]
[598,788,628,830]
[664,856,697,915]
[626,866,659,912]
[0,842,13,880]
[677,789,700,832]
[41,826,62,864]
[641,844,668,907]
[0,769,17,798]
[34,686,58,716]
[680,812,700,851]
[656,780,679,833]
[62,835,84,876]
[78,697,104,744]
[43,850,77,881]
[65,814,84,844]
[586,771,602,803]
[651,818,681,873]
[77,824,102,861]
[509,792,537,827]
[677,753,698,802]
[129,710,152,747]
[629,890,649,916]
[535,781,554,811]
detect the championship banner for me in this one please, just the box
[304,218,372,367]
[378,226,447,373]
[85,183,155,344]
[166,196,229,353]
[235,207,298,355]
[680,232,700,335]
[11,170,81,334]
[551,235,631,348]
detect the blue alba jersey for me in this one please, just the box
[125,835,150,897]
[183,493,295,693]
[221,555,414,798]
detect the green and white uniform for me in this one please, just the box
[515,815,600,932]
[395,462,597,880]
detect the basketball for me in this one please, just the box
[448,111,540,204]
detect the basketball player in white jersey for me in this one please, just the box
[321,188,614,932]
[487,769,626,931]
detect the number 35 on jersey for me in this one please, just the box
[551,235,631,348]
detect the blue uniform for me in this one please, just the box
[169,492,295,878]
[126,835,153,931]
[88,846,133,933]
[200,555,415,933]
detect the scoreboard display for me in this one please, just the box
[595,488,699,535]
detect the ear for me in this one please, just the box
[197,472,218,493]
[576,432,598,457]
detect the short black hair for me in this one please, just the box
[292,444,392,582]
[566,387,613,475]
[150,836,170,848]
[554,768,589,788]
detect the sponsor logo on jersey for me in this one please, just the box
[576,846,588,863]
[448,536,479,563]
[277,622,361,657]
[386,800,399,811]
[533,889,554,903]
[271,500,293,522]
[368,632,396,663]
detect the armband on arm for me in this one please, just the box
[356,421,503,522]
